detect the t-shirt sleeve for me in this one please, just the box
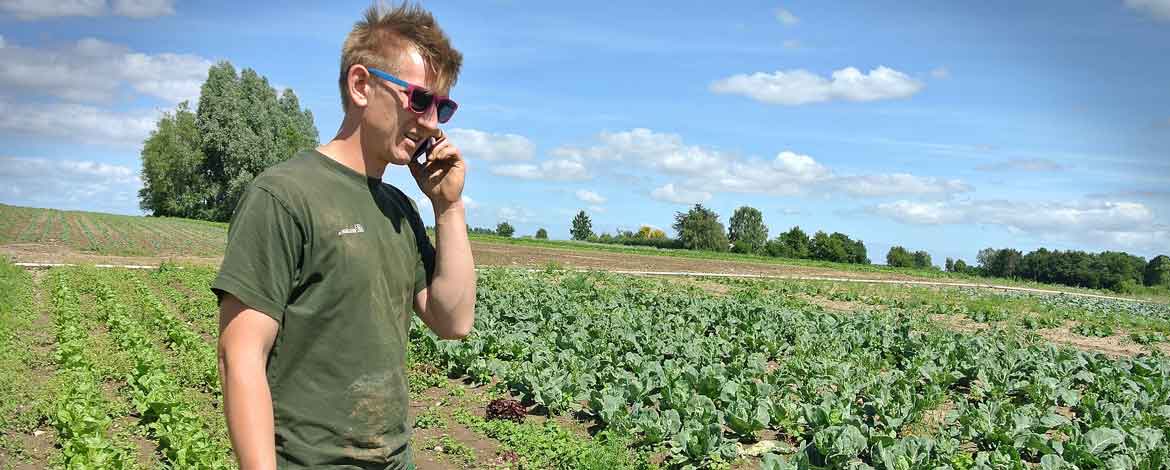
[211,185,304,325]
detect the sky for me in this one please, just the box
[1,0,1168,265]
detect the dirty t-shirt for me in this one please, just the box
[212,149,435,469]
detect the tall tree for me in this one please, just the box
[886,246,913,267]
[768,226,810,259]
[535,228,548,239]
[570,210,593,241]
[728,206,768,254]
[140,60,319,221]
[673,204,729,252]
[496,221,514,238]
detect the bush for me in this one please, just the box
[535,228,548,239]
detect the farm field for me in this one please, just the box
[4,258,1170,469]
[2,203,1160,303]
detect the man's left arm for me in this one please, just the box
[414,200,475,339]
[410,132,475,339]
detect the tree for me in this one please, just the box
[140,61,319,221]
[886,246,914,267]
[912,251,932,269]
[810,231,868,264]
[728,206,768,254]
[570,210,593,241]
[1146,255,1170,287]
[138,102,214,219]
[945,257,955,272]
[535,228,548,239]
[672,204,728,252]
[767,226,810,258]
[496,221,515,237]
[953,259,969,273]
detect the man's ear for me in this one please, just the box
[347,64,371,109]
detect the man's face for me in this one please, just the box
[365,48,442,166]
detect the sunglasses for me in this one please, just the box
[366,66,458,124]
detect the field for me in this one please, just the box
[3,256,1170,469]
[3,204,1170,469]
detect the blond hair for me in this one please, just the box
[338,2,463,111]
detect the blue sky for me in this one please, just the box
[2,0,1168,264]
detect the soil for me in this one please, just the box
[0,270,59,470]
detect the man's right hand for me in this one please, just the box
[218,293,279,470]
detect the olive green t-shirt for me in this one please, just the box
[212,150,435,469]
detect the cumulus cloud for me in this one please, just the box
[0,156,142,213]
[446,128,534,162]
[710,66,924,105]
[490,159,589,181]
[461,195,481,210]
[0,37,211,103]
[833,174,973,197]
[774,7,799,25]
[575,189,606,204]
[549,128,970,200]
[0,0,173,19]
[1125,0,1170,20]
[497,206,536,223]
[975,158,1067,172]
[651,183,712,205]
[0,100,158,146]
[870,198,1169,253]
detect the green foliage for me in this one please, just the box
[810,231,868,264]
[980,247,1153,292]
[766,226,811,259]
[1146,255,1170,287]
[886,246,914,268]
[673,204,729,252]
[496,221,515,238]
[140,61,319,222]
[535,228,549,239]
[571,210,594,241]
[728,206,768,255]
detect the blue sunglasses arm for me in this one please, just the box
[366,67,409,88]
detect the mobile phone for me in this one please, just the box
[412,137,434,165]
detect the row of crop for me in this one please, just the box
[46,271,141,468]
[148,265,220,340]
[416,269,1170,469]
[77,269,234,469]
[108,269,219,391]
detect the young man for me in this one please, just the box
[213,3,475,469]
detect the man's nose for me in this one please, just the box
[416,105,440,136]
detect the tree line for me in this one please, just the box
[946,248,1170,293]
[566,204,872,265]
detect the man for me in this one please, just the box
[213,3,475,469]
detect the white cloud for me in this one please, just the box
[651,183,712,205]
[0,0,173,19]
[0,156,142,213]
[446,128,535,162]
[0,37,211,103]
[588,205,606,214]
[0,100,158,146]
[1125,0,1170,20]
[111,0,174,18]
[783,39,801,49]
[549,128,971,200]
[775,7,799,25]
[975,158,1067,172]
[710,66,924,105]
[833,174,973,197]
[871,199,1169,253]
[930,67,950,79]
[490,159,589,181]
[575,189,606,204]
[497,206,535,223]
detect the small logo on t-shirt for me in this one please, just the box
[338,223,365,236]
